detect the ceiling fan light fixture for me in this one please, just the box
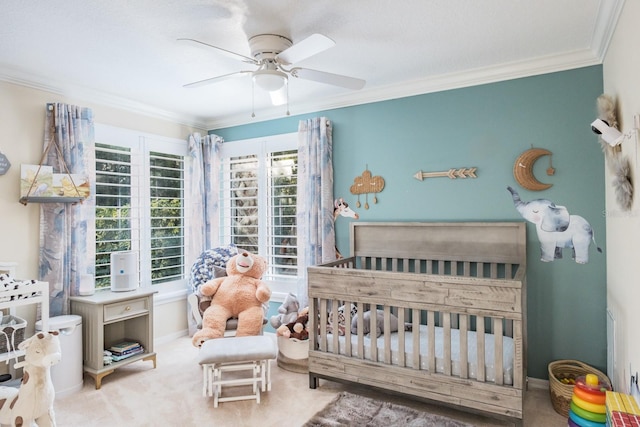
[253,70,287,92]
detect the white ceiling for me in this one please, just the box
[0,1,624,130]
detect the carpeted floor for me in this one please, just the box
[304,391,474,427]
[52,335,567,426]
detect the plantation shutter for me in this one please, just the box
[149,151,185,284]
[220,148,298,281]
[95,143,141,288]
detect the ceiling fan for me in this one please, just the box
[178,33,366,107]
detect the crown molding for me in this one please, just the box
[590,0,626,61]
[0,45,605,132]
[0,67,209,130]
[206,48,602,129]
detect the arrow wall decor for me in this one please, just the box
[413,167,477,181]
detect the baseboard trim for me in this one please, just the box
[156,329,189,345]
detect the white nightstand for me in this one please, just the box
[70,288,157,389]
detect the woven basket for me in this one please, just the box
[0,315,27,354]
[548,359,611,417]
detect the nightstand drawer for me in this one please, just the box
[104,297,149,322]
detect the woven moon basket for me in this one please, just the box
[548,359,611,417]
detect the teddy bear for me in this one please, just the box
[276,307,309,340]
[192,251,271,347]
[269,292,300,329]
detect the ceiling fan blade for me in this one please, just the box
[183,71,253,88]
[177,38,257,65]
[290,67,366,90]
[276,33,335,65]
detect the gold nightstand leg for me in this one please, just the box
[143,354,157,368]
[87,370,114,390]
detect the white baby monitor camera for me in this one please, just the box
[591,119,624,146]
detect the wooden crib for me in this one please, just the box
[307,221,527,424]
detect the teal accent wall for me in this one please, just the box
[213,66,606,380]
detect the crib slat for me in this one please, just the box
[332,299,340,354]
[490,263,498,279]
[344,301,353,357]
[413,310,421,370]
[459,314,469,379]
[494,317,504,385]
[309,297,318,351]
[397,308,406,368]
[505,318,514,338]
[370,307,378,362]
[427,311,435,372]
[319,299,328,352]
[357,302,365,360]
[505,263,513,279]
[477,315,486,382]
[383,306,392,363]
[443,313,452,375]
[513,319,524,390]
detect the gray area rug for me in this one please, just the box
[304,391,474,427]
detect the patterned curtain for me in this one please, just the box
[186,132,223,335]
[39,103,96,316]
[186,132,223,265]
[296,117,335,306]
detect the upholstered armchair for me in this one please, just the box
[187,246,267,336]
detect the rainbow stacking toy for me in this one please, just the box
[567,374,611,427]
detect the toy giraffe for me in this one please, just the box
[0,331,61,427]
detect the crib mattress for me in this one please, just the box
[325,324,514,385]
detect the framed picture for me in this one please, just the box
[20,164,53,197]
[52,173,90,197]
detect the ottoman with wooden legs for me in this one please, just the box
[198,335,277,407]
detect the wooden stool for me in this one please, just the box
[198,335,277,407]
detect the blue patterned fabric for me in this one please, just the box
[39,103,95,316]
[187,133,223,267]
[296,117,335,306]
[188,245,238,292]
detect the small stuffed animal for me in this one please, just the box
[192,251,271,347]
[290,314,309,340]
[276,312,309,340]
[269,292,300,329]
[351,310,412,337]
[326,303,357,336]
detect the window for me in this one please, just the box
[219,133,298,294]
[94,124,188,292]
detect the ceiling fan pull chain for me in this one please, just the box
[286,81,290,116]
[251,79,256,118]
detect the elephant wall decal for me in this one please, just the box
[506,186,602,264]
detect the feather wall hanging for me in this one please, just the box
[611,155,633,211]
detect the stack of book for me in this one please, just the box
[108,341,144,362]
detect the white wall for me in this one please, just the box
[0,80,204,339]
[602,0,640,392]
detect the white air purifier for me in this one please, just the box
[110,251,139,292]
